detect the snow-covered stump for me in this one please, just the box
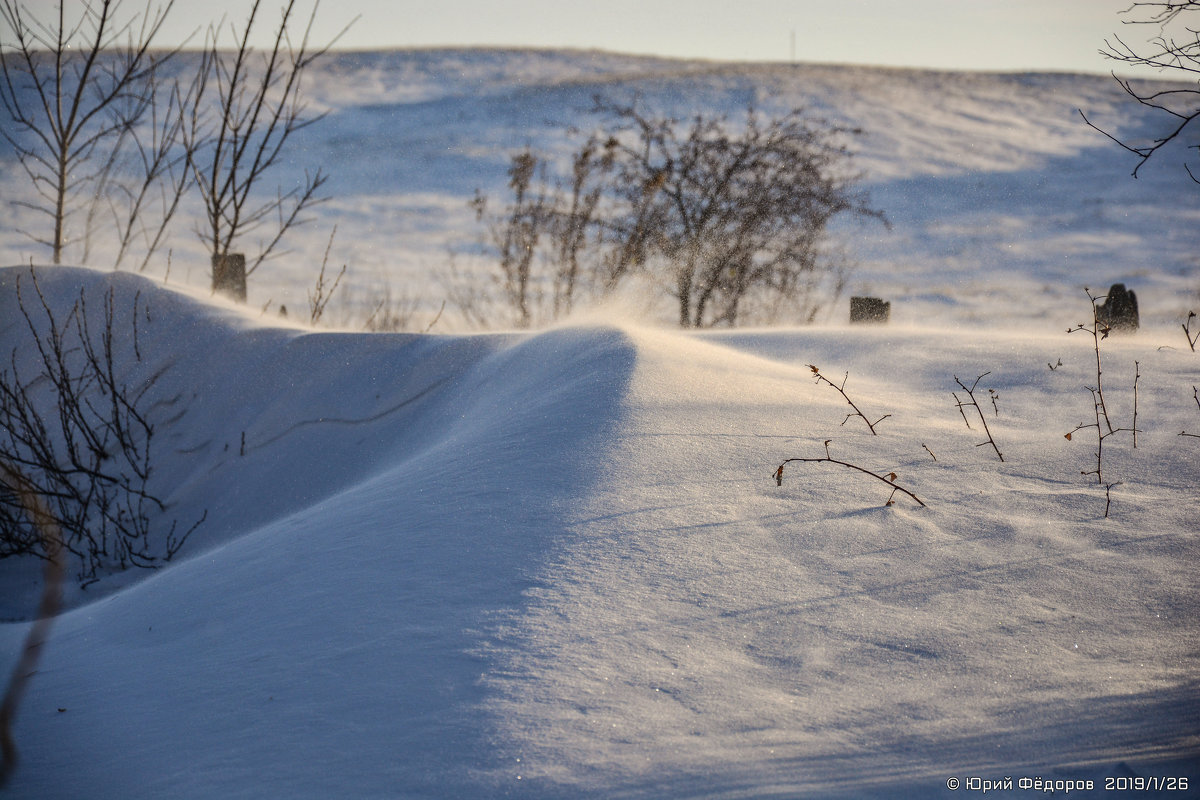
[212,253,247,302]
[850,296,890,324]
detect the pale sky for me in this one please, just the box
[141,0,1158,75]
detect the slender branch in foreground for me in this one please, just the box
[1185,311,1198,352]
[1068,288,1114,434]
[1182,386,1200,439]
[0,461,65,789]
[953,372,1004,462]
[806,364,890,434]
[1132,361,1141,449]
[1104,482,1122,519]
[773,440,926,508]
[308,225,346,325]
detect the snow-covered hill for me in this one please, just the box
[1,263,1197,798]
[0,49,1198,798]
[0,49,1196,329]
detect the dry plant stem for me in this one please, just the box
[2,268,203,580]
[953,372,1004,461]
[1104,482,1122,519]
[1064,288,1139,487]
[1185,311,1198,352]
[0,461,64,789]
[1182,386,1200,439]
[1067,388,1119,484]
[423,300,447,333]
[1132,361,1140,448]
[1069,288,1114,434]
[774,440,925,508]
[308,226,346,325]
[807,365,890,434]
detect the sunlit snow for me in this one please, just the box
[1,50,1197,799]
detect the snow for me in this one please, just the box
[1,49,1199,798]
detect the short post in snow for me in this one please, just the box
[212,253,247,302]
[850,296,890,324]
[1096,283,1138,333]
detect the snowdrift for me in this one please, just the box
[1,266,1197,798]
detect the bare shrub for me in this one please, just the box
[473,98,885,328]
[0,269,203,585]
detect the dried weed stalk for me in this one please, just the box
[0,269,204,583]
[953,372,1004,462]
[308,226,346,325]
[1182,386,1200,439]
[807,364,890,434]
[1064,289,1139,486]
[774,440,925,508]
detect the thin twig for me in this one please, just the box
[1183,386,1200,439]
[1068,288,1114,434]
[774,440,925,508]
[308,225,346,325]
[1104,482,1122,519]
[807,365,890,435]
[953,372,1004,461]
[422,299,447,334]
[1132,361,1141,449]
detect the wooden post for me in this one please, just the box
[212,253,247,302]
[850,296,890,324]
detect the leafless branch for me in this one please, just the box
[952,372,1004,461]
[1083,2,1200,181]
[0,0,185,263]
[773,439,925,508]
[808,364,890,434]
[189,0,353,289]
[307,225,345,325]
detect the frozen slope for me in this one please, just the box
[2,50,1195,330]
[2,267,1198,798]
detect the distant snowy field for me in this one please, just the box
[0,48,1196,328]
[1,50,1198,799]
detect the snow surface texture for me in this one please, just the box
[1,265,1198,798]
[0,49,1198,798]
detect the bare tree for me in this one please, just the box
[188,0,353,296]
[1083,1,1200,181]
[475,99,885,328]
[595,100,885,327]
[0,0,180,264]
